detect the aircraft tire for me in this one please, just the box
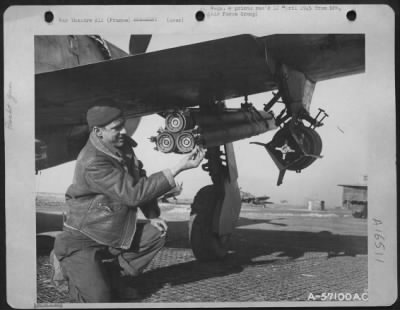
[189,185,229,261]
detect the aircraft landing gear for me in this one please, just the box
[189,185,229,261]
[189,144,241,261]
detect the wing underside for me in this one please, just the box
[36,34,364,130]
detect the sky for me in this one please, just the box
[36,34,369,207]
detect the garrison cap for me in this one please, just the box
[87,104,123,129]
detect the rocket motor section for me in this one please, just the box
[151,109,276,154]
[197,110,275,148]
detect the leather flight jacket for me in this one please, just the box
[63,132,175,249]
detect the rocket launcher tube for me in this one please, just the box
[198,110,276,147]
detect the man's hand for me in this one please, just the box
[170,146,206,177]
[150,217,168,236]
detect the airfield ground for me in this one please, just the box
[36,193,367,304]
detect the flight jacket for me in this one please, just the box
[63,132,176,249]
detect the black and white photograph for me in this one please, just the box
[4,4,397,308]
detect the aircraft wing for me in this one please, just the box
[36,34,274,129]
[262,34,364,82]
[36,34,364,130]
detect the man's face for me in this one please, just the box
[96,117,127,149]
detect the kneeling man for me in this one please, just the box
[52,104,205,302]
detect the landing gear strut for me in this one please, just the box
[189,144,241,261]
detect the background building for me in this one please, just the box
[337,175,368,218]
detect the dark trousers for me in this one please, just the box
[58,222,165,302]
